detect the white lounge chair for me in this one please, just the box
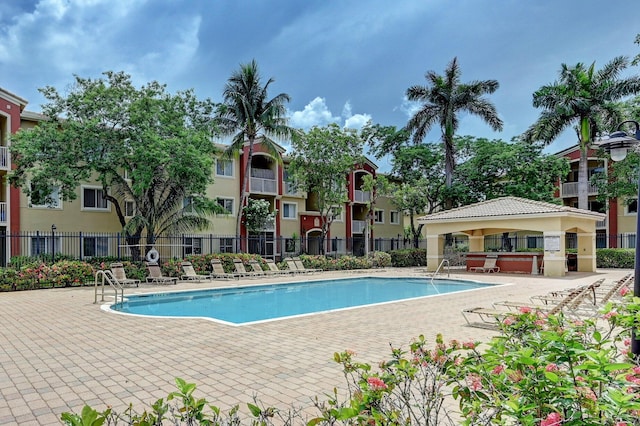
[469,255,500,273]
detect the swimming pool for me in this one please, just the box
[108,277,494,325]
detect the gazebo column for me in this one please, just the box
[576,232,597,272]
[542,231,566,277]
[426,234,445,272]
[468,235,484,252]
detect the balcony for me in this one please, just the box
[561,182,599,198]
[353,190,371,203]
[352,220,366,234]
[250,168,277,195]
[0,146,8,170]
[596,217,607,229]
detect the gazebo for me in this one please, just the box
[417,197,606,277]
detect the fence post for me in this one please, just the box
[79,232,83,261]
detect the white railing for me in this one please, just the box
[284,181,302,196]
[352,220,366,234]
[354,190,371,203]
[0,202,6,224]
[0,146,8,170]
[596,218,607,229]
[250,177,277,194]
[251,168,275,179]
[561,182,599,197]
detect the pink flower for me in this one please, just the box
[545,363,559,372]
[620,286,631,296]
[503,316,516,325]
[615,422,628,426]
[367,376,387,391]
[467,374,483,391]
[518,306,532,314]
[462,341,476,349]
[575,375,585,382]
[492,365,505,375]
[540,412,562,426]
[604,311,618,320]
[624,338,631,347]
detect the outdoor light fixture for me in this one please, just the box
[597,120,640,356]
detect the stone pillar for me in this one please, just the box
[468,235,484,252]
[542,231,566,277]
[426,234,445,272]
[576,232,597,272]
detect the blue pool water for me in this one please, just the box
[111,277,492,325]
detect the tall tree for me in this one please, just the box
[453,136,569,204]
[405,57,503,208]
[9,71,221,259]
[288,124,365,254]
[215,59,294,244]
[524,57,640,210]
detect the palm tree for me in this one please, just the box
[215,59,295,245]
[405,57,503,208]
[525,56,640,210]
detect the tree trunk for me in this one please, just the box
[236,140,254,252]
[577,145,589,210]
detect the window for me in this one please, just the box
[285,238,296,253]
[283,169,298,194]
[390,211,400,224]
[627,200,638,215]
[184,237,202,256]
[331,207,343,222]
[124,200,135,217]
[282,202,297,219]
[527,236,542,249]
[219,237,234,253]
[216,159,233,177]
[183,196,194,213]
[83,236,108,257]
[82,187,108,210]
[374,209,384,224]
[216,198,234,214]
[30,237,60,256]
[30,184,61,208]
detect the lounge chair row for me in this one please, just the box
[461,274,633,329]
[109,257,322,286]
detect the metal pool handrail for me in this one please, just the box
[94,269,124,307]
[431,259,450,285]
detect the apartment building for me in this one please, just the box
[554,144,635,248]
[0,86,404,263]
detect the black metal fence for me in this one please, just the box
[3,231,429,266]
[4,230,636,267]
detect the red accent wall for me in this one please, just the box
[0,96,23,252]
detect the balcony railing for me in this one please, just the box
[353,190,371,203]
[0,146,8,170]
[261,217,275,232]
[561,182,599,197]
[0,202,6,224]
[250,177,277,194]
[596,217,607,229]
[352,220,366,234]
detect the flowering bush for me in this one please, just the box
[367,251,392,268]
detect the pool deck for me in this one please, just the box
[0,267,632,424]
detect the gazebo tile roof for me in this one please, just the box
[418,197,605,222]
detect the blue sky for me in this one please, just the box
[1,0,639,163]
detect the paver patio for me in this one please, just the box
[0,267,632,425]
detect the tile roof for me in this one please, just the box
[418,196,606,222]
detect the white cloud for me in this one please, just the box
[289,97,340,129]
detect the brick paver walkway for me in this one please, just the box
[0,268,631,425]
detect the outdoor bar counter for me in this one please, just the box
[465,252,544,274]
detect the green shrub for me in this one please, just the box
[367,251,392,268]
[389,248,427,267]
[597,248,635,268]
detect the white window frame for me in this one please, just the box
[30,236,61,256]
[183,236,202,256]
[282,202,297,220]
[390,210,400,225]
[625,199,638,215]
[124,200,135,217]
[216,159,234,178]
[374,209,384,224]
[81,186,110,211]
[330,206,343,222]
[29,184,62,209]
[216,197,234,215]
